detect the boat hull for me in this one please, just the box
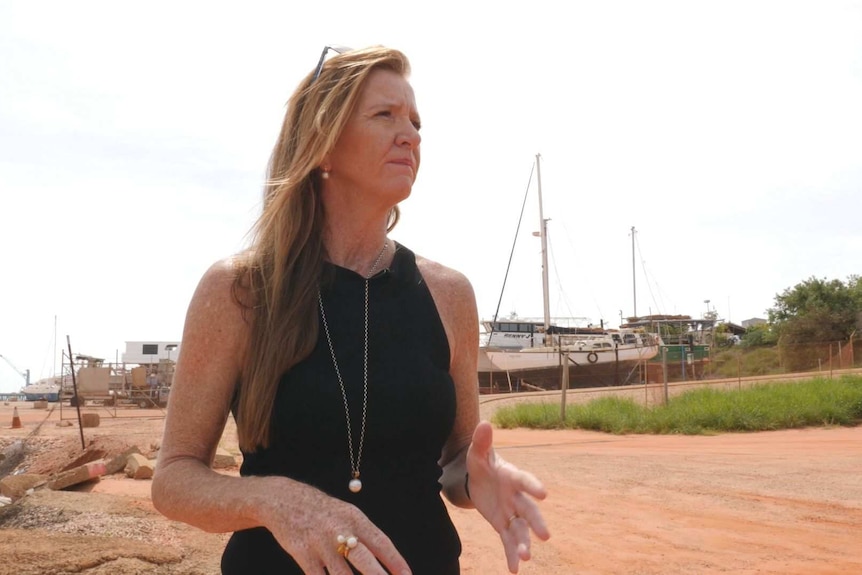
[24,392,60,402]
[479,344,659,391]
[486,345,658,371]
[479,359,650,390]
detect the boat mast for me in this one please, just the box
[536,154,551,339]
[53,314,57,377]
[631,226,637,319]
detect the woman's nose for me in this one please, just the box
[397,122,421,148]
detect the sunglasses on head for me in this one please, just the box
[312,45,352,83]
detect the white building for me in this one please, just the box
[122,341,181,365]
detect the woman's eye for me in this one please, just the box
[412,120,422,131]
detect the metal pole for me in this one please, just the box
[631,226,637,318]
[680,345,686,381]
[535,154,551,339]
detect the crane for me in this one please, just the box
[0,354,30,386]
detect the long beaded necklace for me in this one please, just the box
[318,239,388,493]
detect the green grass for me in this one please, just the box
[492,375,862,435]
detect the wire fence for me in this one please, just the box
[670,337,861,383]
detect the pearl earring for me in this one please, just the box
[321,169,330,180]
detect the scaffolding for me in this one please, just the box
[58,350,173,419]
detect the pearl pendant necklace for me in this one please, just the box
[349,473,362,493]
[319,240,389,494]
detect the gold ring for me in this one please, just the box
[336,534,359,559]
[507,513,519,528]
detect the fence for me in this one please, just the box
[650,336,861,384]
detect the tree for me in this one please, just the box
[768,275,860,343]
[740,323,777,348]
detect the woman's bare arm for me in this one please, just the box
[417,256,480,508]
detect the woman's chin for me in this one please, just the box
[384,182,413,203]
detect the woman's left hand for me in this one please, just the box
[466,420,551,573]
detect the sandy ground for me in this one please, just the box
[1,393,860,575]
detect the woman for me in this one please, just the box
[151,45,549,575]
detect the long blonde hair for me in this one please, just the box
[234,46,409,451]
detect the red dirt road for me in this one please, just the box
[451,425,862,574]
[2,401,861,574]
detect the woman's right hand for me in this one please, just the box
[260,478,411,575]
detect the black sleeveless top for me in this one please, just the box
[221,244,461,574]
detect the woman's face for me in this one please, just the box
[325,69,421,205]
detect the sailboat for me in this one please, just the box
[479,154,660,389]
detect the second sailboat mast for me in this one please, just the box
[536,153,551,341]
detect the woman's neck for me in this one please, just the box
[323,230,391,277]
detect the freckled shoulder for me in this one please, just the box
[187,258,247,331]
[414,255,479,362]
[415,255,476,312]
[177,257,250,395]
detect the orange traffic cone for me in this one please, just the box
[11,406,22,429]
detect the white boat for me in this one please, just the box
[21,377,62,402]
[484,328,660,372]
[479,154,660,389]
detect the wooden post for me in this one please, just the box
[662,347,669,405]
[644,362,649,407]
[560,351,569,422]
[66,336,86,450]
[838,341,843,370]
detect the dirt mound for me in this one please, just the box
[0,483,224,575]
[0,416,204,575]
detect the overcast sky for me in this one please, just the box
[2,1,861,392]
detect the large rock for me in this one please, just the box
[0,473,48,500]
[105,446,143,475]
[213,448,237,469]
[48,460,107,490]
[124,453,154,479]
[81,413,100,428]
